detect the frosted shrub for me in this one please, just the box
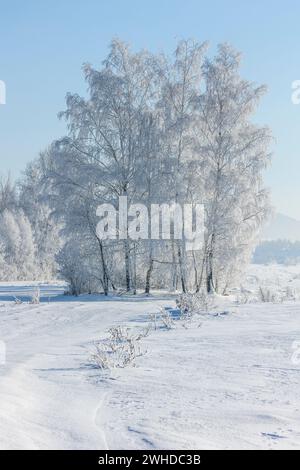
[159,308,175,330]
[30,288,40,304]
[257,286,296,303]
[91,325,149,370]
[90,344,112,370]
[237,285,299,304]
[176,291,216,316]
[283,286,298,301]
[236,286,252,304]
[149,312,158,330]
[258,286,279,303]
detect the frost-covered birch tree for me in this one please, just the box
[45,40,162,293]
[19,158,61,279]
[31,38,271,295]
[158,40,207,292]
[194,44,271,293]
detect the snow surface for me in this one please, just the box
[0,265,300,450]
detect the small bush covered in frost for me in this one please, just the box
[159,308,175,330]
[258,286,279,303]
[176,291,216,316]
[30,288,40,304]
[236,285,299,304]
[258,286,299,303]
[90,325,150,370]
[149,307,189,330]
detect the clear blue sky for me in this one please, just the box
[1,0,300,218]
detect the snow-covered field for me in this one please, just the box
[0,264,300,450]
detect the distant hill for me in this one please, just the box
[260,213,300,242]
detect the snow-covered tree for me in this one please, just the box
[40,39,271,295]
[0,209,37,281]
[158,39,207,292]
[194,44,271,292]
[45,40,163,293]
[19,157,61,279]
[0,175,17,213]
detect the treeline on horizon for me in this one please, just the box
[253,239,300,265]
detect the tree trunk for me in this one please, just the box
[206,257,213,293]
[177,242,186,293]
[171,240,177,292]
[124,239,131,292]
[196,254,205,293]
[145,256,154,294]
[98,240,109,295]
[132,242,137,295]
[206,235,214,294]
[192,251,198,292]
